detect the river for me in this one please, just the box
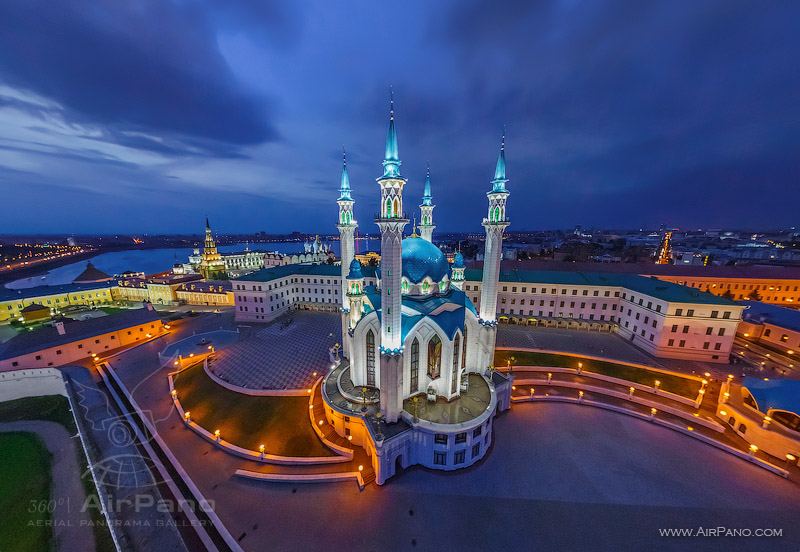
[4,239,377,290]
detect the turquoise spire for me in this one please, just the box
[422,164,432,206]
[339,147,352,201]
[381,90,401,178]
[491,129,508,192]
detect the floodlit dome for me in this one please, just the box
[401,236,449,284]
[347,258,364,280]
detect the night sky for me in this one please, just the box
[0,1,797,235]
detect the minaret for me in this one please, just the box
[375,94,408,423]
[346,259,365,330]
[451,251,465,290]
[418,165,435,242]
[337,149,358,357]
[477,132,510,371]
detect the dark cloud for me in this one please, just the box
[0,0,281,154]
[0,0,797,233]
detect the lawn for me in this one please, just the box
[173,363,334,457]
[495,350,701,398]
[0,395,115,552]
[0,432,52,552]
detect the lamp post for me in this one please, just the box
[653,380,661,394]
[749,444,758,456]
[214,429,221,443]
[628,386,635,399]
[547,372,552,384]
[577,362,583,375]
[361,386,368,412]
[183,411,191,425]
[650,407,657,419]
[578,390,584,402]
[259,444,266,459]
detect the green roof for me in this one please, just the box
[235,263,376,283]
[463,268,738,306]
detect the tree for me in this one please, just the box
[747,288,762,301]
[721,289,734,300]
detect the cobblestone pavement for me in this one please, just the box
[209,311,341,390]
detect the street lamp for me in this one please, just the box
[628,386,635,399]
[650,407,657,418]
[183,411,191,424]
[654,380,661,394]
[547,372,552,384]
[259,444,265,458]
[749,444,758,456]
[214,429,221,442]
[577,362,583,375]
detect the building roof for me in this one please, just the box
[742,377,800,415]
[462,267,738,305]
[176,280,232,294]
[347,259,364,280]
[740,301,800,332]
[491,260,800,280]
[73,262,112,283]
[20,303,49,313]
[235,262,377,283]
[364,285,476,342]
[0,281,113,302]
[402,236,449,284]
[0,307,161,360]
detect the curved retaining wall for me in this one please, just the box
[511,378,724,432]
[202,359,309,397]
[169,374,351,465]
[234,468,364,490]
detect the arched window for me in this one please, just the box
[461,326,467,369]
[410,338,419,393]
[385,197,393,218]
[393,198,400,218]
[401,280,409,294]
[737,423,747,434]
[451,334,460,394]
[427,334,441,379]
[366,330,376,386]
[422,281,430,294]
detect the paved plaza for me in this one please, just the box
[209,311,342,391]
[103,312,800,551]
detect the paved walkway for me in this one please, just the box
[0,421,95,552]
[61,365,189,552]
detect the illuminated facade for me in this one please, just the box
[199,218,227,280]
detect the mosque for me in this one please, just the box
[321,100,513,483]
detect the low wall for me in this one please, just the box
[496,346,705,382]
[202,359,308,397]
[0,368,67,401]
[512,378,724,432]
[510,366,698,407]
[234,468,365,490]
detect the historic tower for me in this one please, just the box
[337,149,358,356]
[199,217,226,280]
[477,133,510,371]
[451,252,465,290]
[375,96,409,423]
[418,166,435,242]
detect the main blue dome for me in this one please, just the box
[401,237,449,283]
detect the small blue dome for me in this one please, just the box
[401,237,449,283]
[347,259,364,279]
[453,252,465,268]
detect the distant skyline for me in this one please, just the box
[0,1,798,234]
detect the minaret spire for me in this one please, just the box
[418,163,436,242]
[492,127,508,192]
[339,147,352,200]
[382,89,401,178]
